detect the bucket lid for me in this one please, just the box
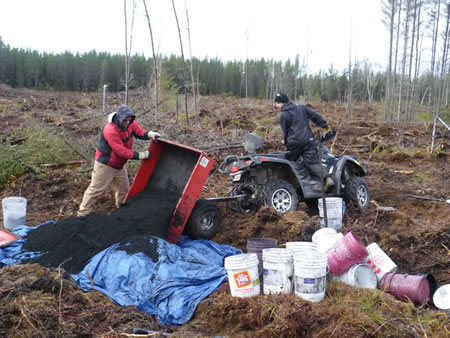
[433,284,450,311]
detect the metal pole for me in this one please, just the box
[317,130,328,228]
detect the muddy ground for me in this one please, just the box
[0,85,449,337]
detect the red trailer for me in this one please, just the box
[124,138,220,244]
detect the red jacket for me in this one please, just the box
[95,112,149,169]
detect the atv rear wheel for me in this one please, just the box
[265,180,298,213]
[344,176,370,211]
[185,199,222,239]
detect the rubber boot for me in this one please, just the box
[310,180,322,191]
[324,176,335,193]
[308,164,324,191]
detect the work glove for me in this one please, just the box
[138,150,150,160]
[321,128,336,143]
[147,131,161,141]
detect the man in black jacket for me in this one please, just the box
[274,93,334,192]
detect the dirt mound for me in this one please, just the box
[1,89,449,336]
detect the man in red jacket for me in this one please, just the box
[77,104,160,217]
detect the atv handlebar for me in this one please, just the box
[320,129,336,143]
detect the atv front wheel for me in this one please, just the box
[185,200,222,239]
[344,176,370,211]
[265,180,298,213]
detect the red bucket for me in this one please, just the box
[380,272,433,306]
[327,232,368,275]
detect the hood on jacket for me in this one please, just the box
[108,105,136,130]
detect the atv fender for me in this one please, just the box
[332,156,365,195]
[256,157,301,186]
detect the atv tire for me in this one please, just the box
[185,200,222,240]
[344,176,370,211]
[265,180,298,214]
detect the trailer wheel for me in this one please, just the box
[185,199,222,240]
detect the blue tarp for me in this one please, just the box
[0,223,241,325]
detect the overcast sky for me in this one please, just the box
[0,0,388,73]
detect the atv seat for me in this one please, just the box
[266,151,289,159]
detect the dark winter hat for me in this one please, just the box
[274,93,289,103]
[116,104,136,124]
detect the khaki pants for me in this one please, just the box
[77,161,129,217]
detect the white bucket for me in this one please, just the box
[333,263,377,289]
[433,284,450,313]
[294,250,328,302]
[312,228,337,244]
[286,241,317,254]
[363,243,398,282]
[318,197,343,230]
[262,248,294,295]
[2,197,27,230]
[224,253,260,297]
[316,233,344,254]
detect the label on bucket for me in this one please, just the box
[295,275,326,294]
[233,270,253,288]
[264,269,284,285]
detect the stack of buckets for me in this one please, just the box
[224,239,328,302]
[2,196,27,230]
[224,231,437,306]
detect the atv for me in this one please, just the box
[218,132,370,214]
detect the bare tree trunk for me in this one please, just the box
[428,0,441,116]
[438,3,450,115]
[383,0,397,122]
[391,0,402,121]
[142,0,159,119]
[345,27,353,117]
[409,0,423,122]
[123,0,136,106]
[172,0,189,125]
[124,0,129,105]
[185,0,197,114]
[245,32,249,99]
[405,0,417,122]
[397,0,411,122]
[103,84,108,112]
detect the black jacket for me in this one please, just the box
[280,102,328,147]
